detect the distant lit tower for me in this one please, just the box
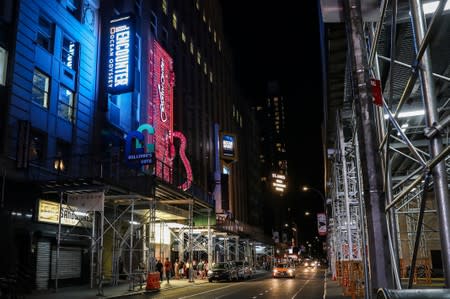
[257,81,288,239]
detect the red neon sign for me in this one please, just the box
[146,41,192,190]
[149,41,174,183]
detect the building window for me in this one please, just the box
[0,47,7,86]
[172,12,177,30]
[32,69,50,108]
[150,11,157,37]
[162,0,167,15]
[29,129,47,164]
[55,139,71,173]
[196,51,201,65]
[36,14,54,52]
[62,36,78,70]
[58,85,75,122]
[161,26,168,48]
[65,0,82,20]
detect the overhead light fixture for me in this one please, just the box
[423,1,450,14]
[384,109,425,119]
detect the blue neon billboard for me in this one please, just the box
[107,15,135,94]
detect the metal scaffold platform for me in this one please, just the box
[321,0,450,297]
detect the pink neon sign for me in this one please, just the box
[169,131,193,191]
[149,41,174,183]
[147,41,192,190]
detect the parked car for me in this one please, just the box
[235,261,253,280]
[272,263,296,278]
[207,262,238,282]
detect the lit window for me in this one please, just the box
[197,51,201,65]
[32,69,50,108]
[55,140,71,173]
[62,36,78,70]
[0,47,7,86]
[36,15,54,52]
[29,129,46,164]
[162,0,167,14]
[58,85,75,122]
[172,12,177,30]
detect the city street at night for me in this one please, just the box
[3,0,450,298]
[102,268,328,299]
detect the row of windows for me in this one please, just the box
[34,11,79,123]
[37,15,79,71]
[29,128,71,172]
[32,69,75,122]
[150,9,215,84]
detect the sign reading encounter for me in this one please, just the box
[107,15,135,94]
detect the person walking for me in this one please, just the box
[164,257,172,283]
[156,259,163,281]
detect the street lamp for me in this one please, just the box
[302,186,326,206]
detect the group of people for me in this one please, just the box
[155,257,173,283]
[155,258,209,283]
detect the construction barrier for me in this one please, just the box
[146,272,160,291]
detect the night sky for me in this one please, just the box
[220,2,325,243]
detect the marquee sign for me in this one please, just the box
[107,15,135,94]
[38,200,91,227]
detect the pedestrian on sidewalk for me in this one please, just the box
[156,259,163,282]
[164,257,172,284]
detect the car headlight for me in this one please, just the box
[207,270,213,275]
[304,262,308,266]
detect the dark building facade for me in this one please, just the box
[0,0,267,291]
[257,81,291,253]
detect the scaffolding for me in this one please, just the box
[322,0,450,294]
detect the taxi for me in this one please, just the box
[272,263,296,278]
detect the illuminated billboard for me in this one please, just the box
[107,15,135,94]
[220,132,238,162]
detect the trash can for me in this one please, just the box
[146,272,161,291]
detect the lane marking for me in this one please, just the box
[291,278,311,299]
[323,272,327,299]
[177,283,243,299]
